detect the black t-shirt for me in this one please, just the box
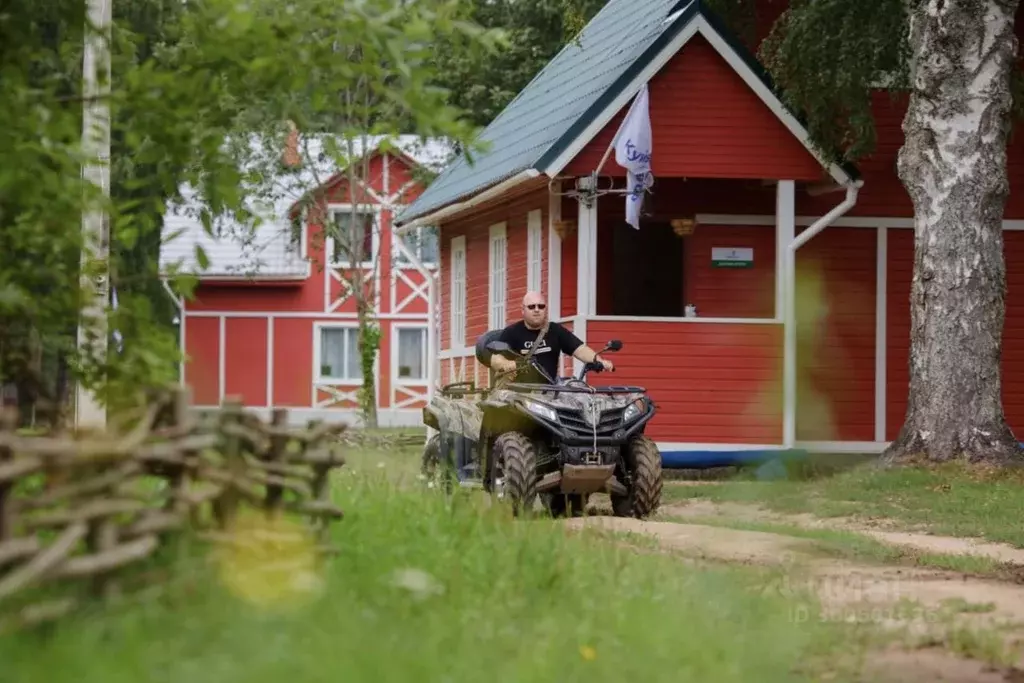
[498,320,584,382]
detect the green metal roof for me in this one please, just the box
[395,0,859,227]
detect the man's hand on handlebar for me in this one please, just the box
[491,356,517,373]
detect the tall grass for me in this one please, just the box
[3,469,854,683]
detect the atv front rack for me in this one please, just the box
[504,382,647,395]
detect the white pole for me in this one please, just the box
[75,0,112,430]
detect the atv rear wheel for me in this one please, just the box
[491,432,538,516]
[421,434,456,493]
[611,436,663,519]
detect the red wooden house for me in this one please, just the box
[394,0,1024,465]
[159,135,451,426]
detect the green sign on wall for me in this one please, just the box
[711,247,753,268]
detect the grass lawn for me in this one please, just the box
[2,439,867,683]
[664,460,1024,547]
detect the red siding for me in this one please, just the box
[184,317,220,405]
[885,229,912,440]
[684,225,776,318]
[272,318,312,407]
[564,35,825,182]
[439,188,549,349]
[798,91,1024,220]
[187,283,321,313]
[1003,233,1024,431]
[889,229,1024,439]
[587,320,783,443]
[795,227,876,441]
[224,318,268,406]
[559,196,578,317]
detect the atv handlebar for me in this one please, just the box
[485,339,623,384]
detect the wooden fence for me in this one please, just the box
[0,389,347,633]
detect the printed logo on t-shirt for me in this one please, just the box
[522,338,551,354]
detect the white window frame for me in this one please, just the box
[313,322,362,384]
[450,235,467,347]
[393,224,440,270]
[392,323,429,385]
[488,223,507,329]
[526,209,543,293]
[326,204,380,269]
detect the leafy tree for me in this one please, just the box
[434,0,607,128]
[1,0,494,424]
[727,0,1024,464]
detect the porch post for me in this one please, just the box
[548,181,562,319]
[776,180,797,448]
[575,177,597,374]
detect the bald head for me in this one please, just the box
[521,290,548,329]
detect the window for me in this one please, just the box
[329,208,375,266]
[488,223,507,329]
[318,326,362,381]
[396,326,427,381]
[288,210,305,256]
[394,225,439,267]
[526,210,543,292]
[450,236,466,347]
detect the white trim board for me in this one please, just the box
[183,310,429,320]
[874,226,888,442]
[696,214,1024,230]
[542,15,853,186]
[547,182,562,319]
[587,315,779,324]
[657,441,889,454]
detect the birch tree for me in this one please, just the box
[739,0,1024,464]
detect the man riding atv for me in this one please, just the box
[490,291,613,384]
[421,290,663,520]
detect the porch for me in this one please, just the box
[550,176,877,464]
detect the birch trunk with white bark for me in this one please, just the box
[884,0,1023,464]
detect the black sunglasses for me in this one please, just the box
[525,303,546,311]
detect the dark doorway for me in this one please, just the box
[610,220,684,316]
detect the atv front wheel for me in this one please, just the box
[491,432,538,516]
[611,436,663,519]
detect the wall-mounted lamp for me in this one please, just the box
[670,217,697,237]
[553,219,576,240]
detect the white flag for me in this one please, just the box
[612,84,653,230]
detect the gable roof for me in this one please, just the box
[395,0,860,229]
[159,134,453,279]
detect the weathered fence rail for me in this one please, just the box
[0,389,347,633]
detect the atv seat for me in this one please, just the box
[474,329,504,367]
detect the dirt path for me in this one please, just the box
[662,499,1024,566]
[566,513,1024,681]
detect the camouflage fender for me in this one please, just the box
[426,395,484,441]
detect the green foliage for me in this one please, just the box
[1,0,496,418]
[758,0,912,163]
[434,0,607,128]
[357,322,382,424]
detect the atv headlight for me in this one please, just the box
[523,400,558,422]
[622,399,646,423]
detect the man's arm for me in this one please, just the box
[558,324,614,370]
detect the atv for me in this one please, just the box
[420,330,663,519]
